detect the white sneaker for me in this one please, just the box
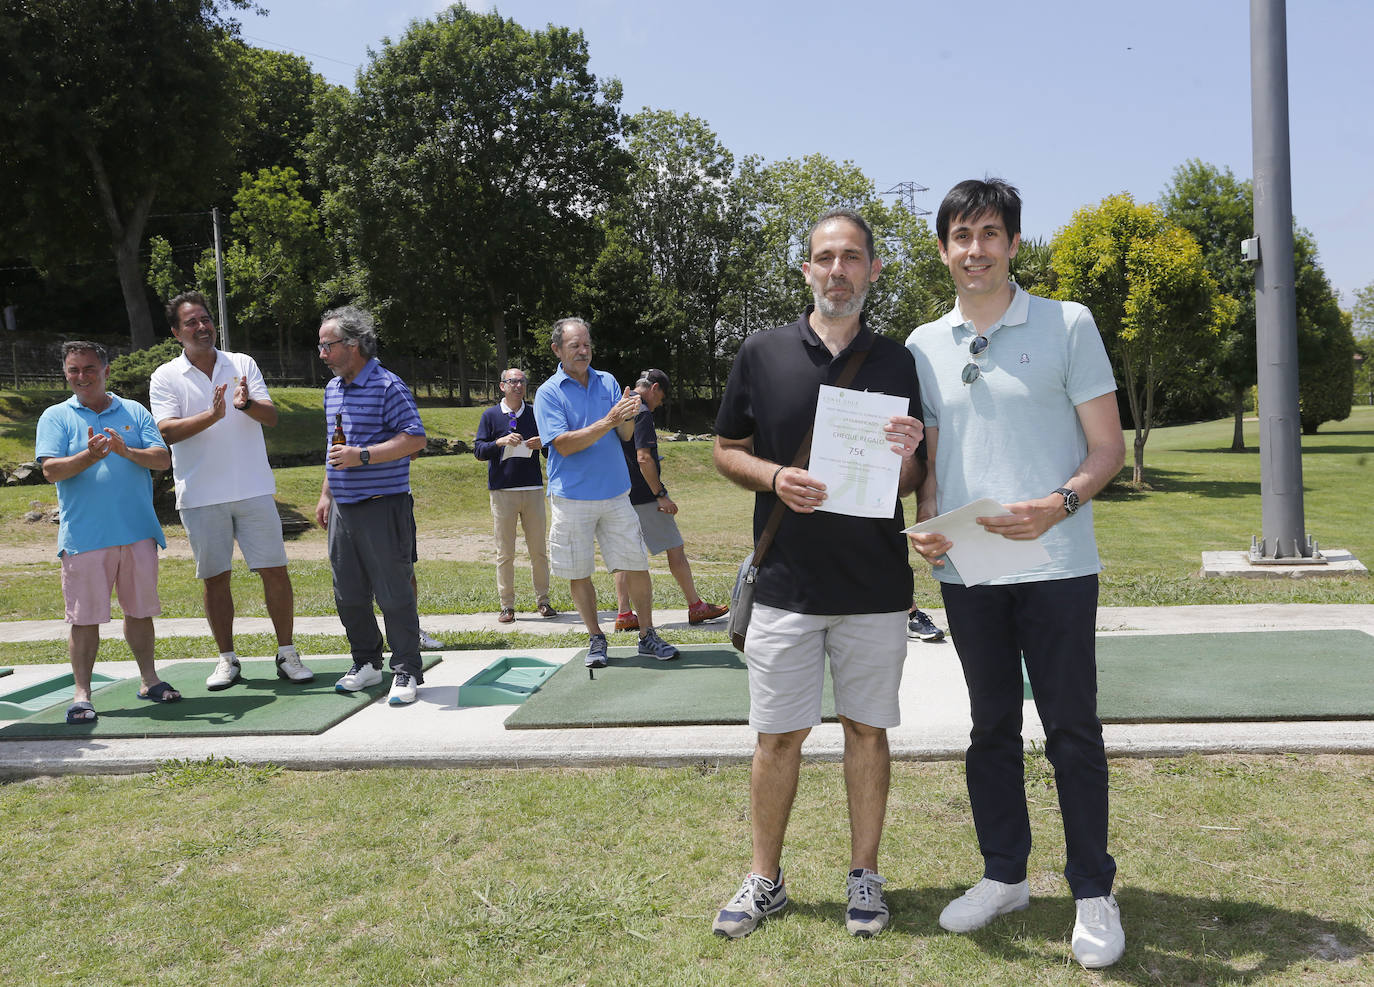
[1072,894,1125,968]
[335,662,383,692]
[388,671,418,706]
[417,628,444,650]
[275,647,315,683]
[938,878,1030,933]
[206,655,241,691]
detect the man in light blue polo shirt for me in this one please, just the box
[36,341,178,723]
[906,179,1127,969]
[533,317,678,667]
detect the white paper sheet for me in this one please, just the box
[501,441,534,461]
[809,384,907,519]
[903,498,1052,586]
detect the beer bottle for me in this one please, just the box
[332,413,346,447]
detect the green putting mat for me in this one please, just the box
[504,644,835,730]
[0,656,441,740]
[1096,629,1374,723]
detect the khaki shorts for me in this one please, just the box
[744,604,907,734]
[60,538,162,625]
[547,494,648,579]
[180,494,288,578]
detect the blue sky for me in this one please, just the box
[247,0,1373,304]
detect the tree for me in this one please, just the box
[1354,282,1374,346]
[1162,160,1354,447]
[724,154,948,348]
[1052,194,1237,484]
[1294,245,1353,433]
[311,6,630,392]
[191,167,325,374]
[578,109,750,402]
[1161,161,1257,449]
[0,0,251,349]
[231,47,323,190]
[1010,238,1058,299]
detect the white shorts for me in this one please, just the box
[547,494,648,579]
[745,604,908,734]
[180,494,288,578]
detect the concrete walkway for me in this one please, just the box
[2,604,1372,779]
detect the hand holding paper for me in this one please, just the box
[904,498,1051,586]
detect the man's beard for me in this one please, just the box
[813,279,868,319]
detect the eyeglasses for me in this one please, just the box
[501,377,526,385]
[961,334,990,385]
[318,337,348,355]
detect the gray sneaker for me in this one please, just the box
[845,868,890,937]
[585,633,609,668]
[417,628,444,650]
[907,608,946,642]
[637,629,679,661]
[713,870,788,939]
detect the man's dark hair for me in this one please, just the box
[637,368,670,394]
[807,208,877,262]
[165,290,212,329]
[60,340,108,366]
[936,178,1022,246]
[321,305,379,358]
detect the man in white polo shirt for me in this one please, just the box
[149,291,314,690]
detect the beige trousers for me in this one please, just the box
[490,488,551,609]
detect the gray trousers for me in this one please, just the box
[327,494,423,681]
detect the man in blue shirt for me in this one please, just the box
[314,306,429,706]
[533,317,678,667]
[35,341,177,723]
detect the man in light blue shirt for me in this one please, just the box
[533,317,677,666]
[35,341,177,723]
[906,179,1127,969]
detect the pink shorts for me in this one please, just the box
[60,539,162,625]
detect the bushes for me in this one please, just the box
[106,339,182,408]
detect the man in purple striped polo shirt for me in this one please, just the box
[314,306,429,706]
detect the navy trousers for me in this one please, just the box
[941,574,1115,899]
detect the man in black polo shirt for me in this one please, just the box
[711,208,926,940]
[611,368,729,630]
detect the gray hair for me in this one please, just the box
[550,317,590,350]
[321,305,378,358]
[61,340,108,366]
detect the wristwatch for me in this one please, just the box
[359,448,371,465]
[655,485,669,499]
[1054,486,1080,516]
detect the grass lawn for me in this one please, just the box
[0,754,1370,984]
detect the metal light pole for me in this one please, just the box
[212,206,231,351]
[1246,0,1321,563]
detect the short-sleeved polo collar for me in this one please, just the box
[941,283,1030,341]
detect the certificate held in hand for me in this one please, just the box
[809,384,908,519]
[903,498,1052,586]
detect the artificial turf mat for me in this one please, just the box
[1096,629,1374,722]
[0,655,441,740]
[503,643,836,729]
